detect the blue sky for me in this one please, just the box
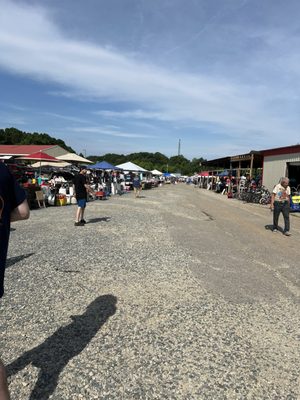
[1,0,300,160]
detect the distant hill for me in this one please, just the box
[88,152,206,175]
[0,127,206,174]
[0,127,75,153]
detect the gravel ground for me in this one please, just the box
[1,184,299,399]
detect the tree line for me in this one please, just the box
[87,152,206,175]
[1,127,206,175]
[0,127,75,153]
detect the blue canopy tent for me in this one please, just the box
[89,161,122,170]
[217,170,235,177]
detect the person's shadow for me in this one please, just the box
[264,224,283,233]
[7,294,117,399]
[87,217,111,224]
[264,224,274,231]
[6,253,34,269]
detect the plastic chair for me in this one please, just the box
[35,190,46,208]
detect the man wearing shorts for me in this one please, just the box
[0,163,30,399]
[73,168,95,226]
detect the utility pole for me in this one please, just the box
[178,139,181,156]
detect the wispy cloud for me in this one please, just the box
[0,102,28,112]
[69,126,156,139]
[0,112,27,126]
[41,112,89,124]
[94,109,168,121]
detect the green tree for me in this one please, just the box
[83,151,207,175]
[168,155,190,174]
[0,127,75,153]
[189,157,206,174]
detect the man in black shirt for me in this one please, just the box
[0,163,30,400]
[73,168,95,226]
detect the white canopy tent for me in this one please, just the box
[116,161,148,172]
[0,155,13,160]
[56,153,93,164]
[151,169,163,175]
[31,161,71,168]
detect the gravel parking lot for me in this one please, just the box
[1,184,299,399]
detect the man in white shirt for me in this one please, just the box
[270,177,291,235]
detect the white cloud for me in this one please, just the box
[0,102,28,112]
[94,109,168,121]
[1,0,300,155]
[69,126,156,139]
[0,112,27,126]
[41,112,89,124]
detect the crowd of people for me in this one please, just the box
[192,173,292,236]
[4,165,172,212]
[193,174,261,194]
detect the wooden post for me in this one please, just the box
[250,153,254,178]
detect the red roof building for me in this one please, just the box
[261,144,300,190]
[0,145,56,156]
[0,144,68,158]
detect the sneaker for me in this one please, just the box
[273,229,278,233]
[80,219,87,224]
[283,231,291,236]
[74,221,84,226]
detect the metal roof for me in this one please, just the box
[261,144,300,156]
[0,144,56,156]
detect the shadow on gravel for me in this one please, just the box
[265,224,273,231]
[265,224,283,233]
[87,216,111,224]
[6,253,35,269]
[7,294,117,400]
[201,211,214,220]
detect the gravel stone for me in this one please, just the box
[1,185,299,399]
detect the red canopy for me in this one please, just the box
[16,151,59,162]
[198,171,210,177]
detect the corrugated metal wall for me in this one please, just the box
[263,152,300,190]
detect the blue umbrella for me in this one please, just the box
[89,161,122,170]
[217,170,230,177]
[217,170,236,177]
